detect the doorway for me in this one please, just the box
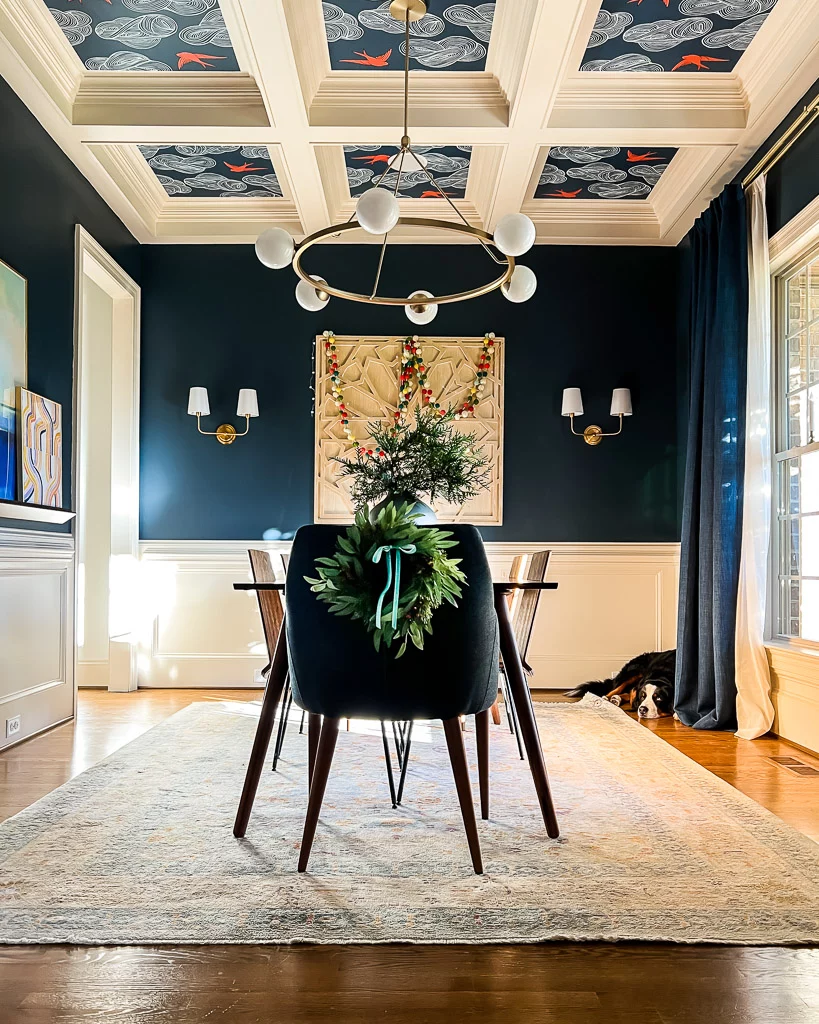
[73,226,140,692]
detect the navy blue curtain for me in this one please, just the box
[675,184,748,731]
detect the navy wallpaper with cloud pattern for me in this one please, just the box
[535,146,678,200]
[324,2,494,70]
[580,0,778,73]
[47,0,239,72]
[138,145,281,198]
[344,145,471,198]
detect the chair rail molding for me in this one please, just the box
[0,528,75,750]
[136,539,680,689]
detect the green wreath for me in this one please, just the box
[304,502,466,657]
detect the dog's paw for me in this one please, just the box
[607,694,623,707]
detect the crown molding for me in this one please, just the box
[72,73,270,128]
[551,76,747,134]
[309,73,509,129]
[0,0,79,118]
[651,146,737,245]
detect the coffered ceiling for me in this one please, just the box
[0,0,816,246]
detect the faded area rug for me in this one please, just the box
[1,696,818,945]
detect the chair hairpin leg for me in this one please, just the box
[299,709,306,735]
[381,720,398,808]
[442,718,483,874]
[271,679,292,772]
[234,617,289,838]
[501,668,525,761]
[396,720,414,805]
[298,717,340,872]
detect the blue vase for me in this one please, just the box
[370,493,438,524]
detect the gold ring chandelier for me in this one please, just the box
[255,0,538,324]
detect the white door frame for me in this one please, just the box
[72,225,141,692]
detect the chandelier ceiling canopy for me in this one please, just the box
[255,0,538,324]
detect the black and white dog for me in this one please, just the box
[566,650,676,720]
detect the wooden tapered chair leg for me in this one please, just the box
[442,718,483,875]
[298,717,341,873]
[234,616,289,838]
[475,708,490,821]
[494,593,560,838]
[307,712,321,790]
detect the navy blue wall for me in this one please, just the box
[739,77,819,235]
[0,77,140,525]
[140,243,680,542]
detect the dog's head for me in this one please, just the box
[635,679,674,719]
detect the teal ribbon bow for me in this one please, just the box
[372,543,417,629]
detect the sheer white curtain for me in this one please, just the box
[735,175,775,740]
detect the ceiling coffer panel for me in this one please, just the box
[46,0,240,71]
[534,147,679,200]
[344,145,472,198]
[323,2,494,70]
[138,145,282,198]
[579,0,778,73]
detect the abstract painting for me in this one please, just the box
[16,388,62,508]
[534,146,678,200]
[0,259,26,501]
[324,2,493,70]
[579,0,778,73]
[46,0,239,72]
[138,144,282,198]
[344,145,471,198]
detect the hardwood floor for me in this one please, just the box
[1,688,818,1024]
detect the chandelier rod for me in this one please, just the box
[371,147,407,299]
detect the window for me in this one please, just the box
[775,246,819,641]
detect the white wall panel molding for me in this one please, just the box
[769,195,819,275]
[136,539,679,690]
[767,644,819,755]
[0,529,75,750]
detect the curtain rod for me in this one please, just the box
[742,93,819,189]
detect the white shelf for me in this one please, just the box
[0,500,75,525]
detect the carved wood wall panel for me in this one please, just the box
[314,335,504,525]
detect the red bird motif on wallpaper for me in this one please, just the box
[626,150,662,163]
[627,0,670,6]
[671,54,730,72]
[224,162,265,173]
[547,189,582,198]
[176,52,226,70]
[353,154,392,165]
[340,49,392,67]
[420,190,453,198]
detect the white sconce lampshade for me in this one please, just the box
[188,387,210,416]
[610,388,633,416]
[561,388,583,417]
[237,389,259,417]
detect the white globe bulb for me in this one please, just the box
[405,290,438,325]
[255,227,295,269]
[356,187,400,235]
[494,213,536,257]
[502,265,537,303]
[296,275,330,312]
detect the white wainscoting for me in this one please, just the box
[0,528,75,750]
[137,540,680,690]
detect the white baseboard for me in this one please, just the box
[136,539,680,690]
[767,644,819,754]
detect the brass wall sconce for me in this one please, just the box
[187,387,259,445]
[561,388,632,446]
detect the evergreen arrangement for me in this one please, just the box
[304,501,466,657]
[334,408,490,510]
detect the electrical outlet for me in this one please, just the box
[6,715,21,739]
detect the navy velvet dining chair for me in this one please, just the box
[284,523,500,874]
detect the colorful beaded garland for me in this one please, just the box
[322,330,496,451]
